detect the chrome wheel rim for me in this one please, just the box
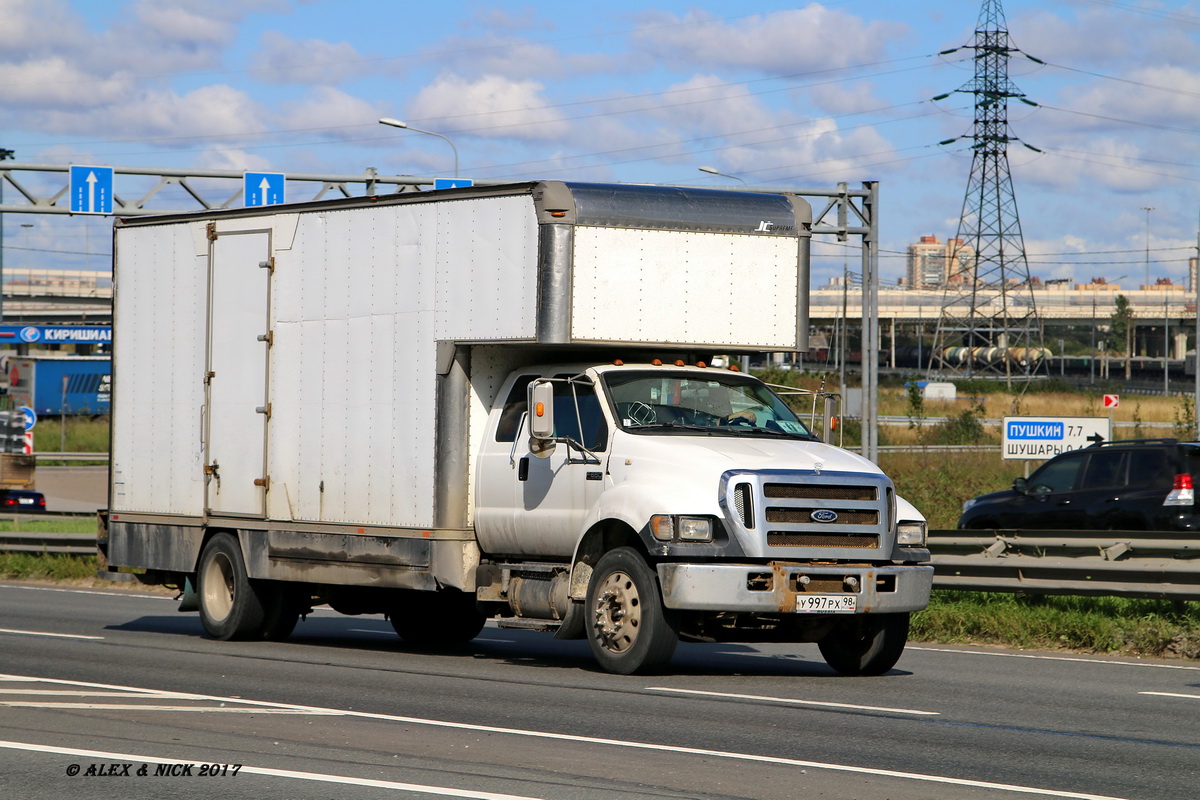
[592,570,641,654]
[201,552,235,622]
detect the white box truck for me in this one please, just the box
[101,181,932,675]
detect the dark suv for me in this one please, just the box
[958,439,1200,531]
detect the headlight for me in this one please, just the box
[649,515,714,543]
[678,516,714,542]
[896,521,927,547]
[962,497,977,513]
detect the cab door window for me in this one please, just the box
[553,379,608,452]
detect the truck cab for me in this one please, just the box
[473,360,931,674]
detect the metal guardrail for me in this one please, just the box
[33,453,109,463]
[927,528,1200,600]
[0,531,95,555]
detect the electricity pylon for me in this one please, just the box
[929,0,1046,384]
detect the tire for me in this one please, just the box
[197,533,266,641]
[389,589,486,645]
[259,584,301,641]
[585,547,678,675]
[818,612,910,676]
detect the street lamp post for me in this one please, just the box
[698,166,747,186]
[1143,206,1154,287]
[379,118,459,178]
[0,147,14,324]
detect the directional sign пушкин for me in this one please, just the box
[1001,416,1112,461]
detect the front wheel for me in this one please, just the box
[585,548,678,675]
[818,613,910,676]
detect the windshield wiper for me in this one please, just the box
[728,426,815,440]
[626,423,718,434]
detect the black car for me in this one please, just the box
[0,488,46,513]
[958,438,1200,531]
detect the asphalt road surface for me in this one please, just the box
[1,581,1197,800]
[31,466,107,514]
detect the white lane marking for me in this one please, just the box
[0,690,165,696]
[646,686,939,716]
[0,627,103,640]
[1,703,339,713]
[0,584,173,600]
[909,646,1200,671]
[0,672,1129,800]
[1139,692,1200,701]
[0,740,547,800]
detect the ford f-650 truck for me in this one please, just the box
[100,181,932,675]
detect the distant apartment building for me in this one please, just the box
[905,235,975,288]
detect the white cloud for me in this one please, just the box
[632,6,910,75]
[405,74,570,141]
[0,0,88,54]
[277,86,381,133]
[0,57,133,108]
[249,31,379,86]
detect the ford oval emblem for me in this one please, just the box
[811,509,838,523]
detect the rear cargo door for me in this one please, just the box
[205,230,272,517]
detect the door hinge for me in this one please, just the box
[256,330,274,346]
[204,370,216,385]
[255,403,272,419]
[206,222,218,241]
[253,477,270,491]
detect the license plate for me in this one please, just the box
[16,498,33,505]
[796,594,857,613]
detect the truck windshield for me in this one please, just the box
[602,370,815,439]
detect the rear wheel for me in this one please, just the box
[585,547,678,675]
[259,584,302,641]
[818,612,910,676]
[388,589,486,645]
[197,533,266,641]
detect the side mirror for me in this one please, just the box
[822,395,840,443]
[1011,477,1027,494]
[527,381,556,458]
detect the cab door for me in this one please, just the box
[475,374,610,557]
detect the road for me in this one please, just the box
[1,581,1197,800]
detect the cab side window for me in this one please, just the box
[553,380,608,452]
[495,375,537,443]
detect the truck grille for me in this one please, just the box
[768,532,879,547]
[763,483,876,501]
[723,469,894,553]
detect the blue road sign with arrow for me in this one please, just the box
[244,172,285,207]
[69,166,114,214]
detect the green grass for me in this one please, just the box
[880,451,1024,530]
[914,591,1200,660]
[31,415,110,454]
[0,516,95,533]
[0,552,98,582]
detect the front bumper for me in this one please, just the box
[657,562,933,614]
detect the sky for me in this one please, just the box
[2,0,1200,289]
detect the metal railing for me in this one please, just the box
[927,528,1200,600]
[0,530,95,555]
